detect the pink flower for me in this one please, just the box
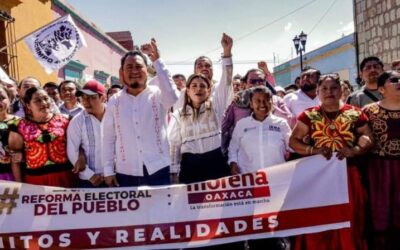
[48,127,65,137]
[47,116,68,136]
[18,120,41,141]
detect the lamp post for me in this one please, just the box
[293,31,307,71]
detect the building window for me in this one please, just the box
[111,76,120,86]
[64,60,86,82]
[94,70,109,84]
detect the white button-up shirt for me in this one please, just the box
[228,114,291,174]
[67,110,103,180]
[283,89,320,124]
[102,59,179,177]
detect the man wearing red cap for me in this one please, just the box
[67,80,107,187]
[102,39,179,187]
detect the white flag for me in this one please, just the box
[0,66,13,84]
[24,15,87,74]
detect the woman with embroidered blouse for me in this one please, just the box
[8,87,76,187]
[362,70,400,250]
[289,74,373,250]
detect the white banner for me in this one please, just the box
[0,155,349,249]
[24,15,87,74]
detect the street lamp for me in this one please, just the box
[293,31,307,71]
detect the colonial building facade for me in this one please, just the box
[0,0,131,86]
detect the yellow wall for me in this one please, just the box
[3,0,58,84]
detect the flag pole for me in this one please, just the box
[0,15,67,53]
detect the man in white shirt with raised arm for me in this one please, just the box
[173,33,234,112]
[67,80,106,187]
[102,39,179,187]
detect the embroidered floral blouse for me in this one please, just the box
[297,104,368,151]
[9,114,70,170]
[363,103,400,158]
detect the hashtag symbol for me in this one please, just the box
[0,187,19,215]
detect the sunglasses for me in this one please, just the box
[249,79,265,85]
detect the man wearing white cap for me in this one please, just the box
[67,80,107,187]
[274,86,286,98]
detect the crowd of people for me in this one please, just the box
[0,34,399,250]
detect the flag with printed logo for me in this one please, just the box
[24,15,87,74]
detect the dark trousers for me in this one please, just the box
[179,148,230,184]
[116,165,170,187]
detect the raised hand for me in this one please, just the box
[141,38,160,62]
[221,33,233,57]
[258,61,271,74]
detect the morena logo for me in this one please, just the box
[187,171,271,204]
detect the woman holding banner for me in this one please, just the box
[228,85,291,250]
[363,70,400,250]
[289,73,373,250]
[8,87,77,187]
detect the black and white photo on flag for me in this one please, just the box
[24,15,87,74]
